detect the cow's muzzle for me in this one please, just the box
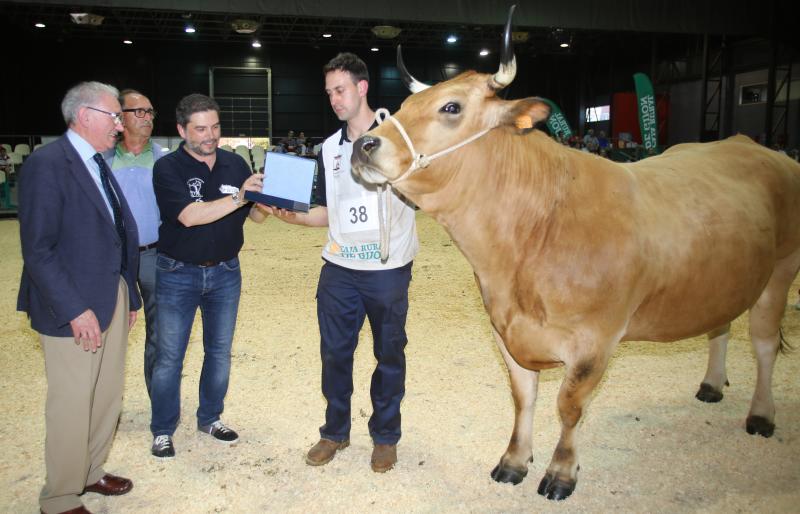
[352,136,389,185]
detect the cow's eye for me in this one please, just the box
[440,102,461,114]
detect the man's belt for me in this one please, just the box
[139,242,158,251]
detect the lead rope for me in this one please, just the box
[371,108,494,261]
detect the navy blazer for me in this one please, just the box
[17,134,142,337]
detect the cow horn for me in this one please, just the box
[489,4,517,90]
[397,45,431,93]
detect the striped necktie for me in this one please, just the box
[93,153,127,272]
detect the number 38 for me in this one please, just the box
[349,205,368,224]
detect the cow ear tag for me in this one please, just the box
[515,115,533,130]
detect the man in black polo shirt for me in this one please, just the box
[149,93,266,458]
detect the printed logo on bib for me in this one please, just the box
[327,241,382,261]
[332,154,343,176]
[338,195,379,234]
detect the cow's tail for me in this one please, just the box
[779,327,794,355]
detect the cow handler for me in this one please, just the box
[265,52,418,473]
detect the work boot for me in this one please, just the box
[305,438,349,466]
[371,444,397,473]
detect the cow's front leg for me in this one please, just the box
[490,328,539,485]
[539,355,610,501]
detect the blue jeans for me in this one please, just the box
[139,247,158,397]
[150,254,242,436]
[316,260,412,445]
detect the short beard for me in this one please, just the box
[186,141,217,156]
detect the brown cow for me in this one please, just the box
[350,7,800,501]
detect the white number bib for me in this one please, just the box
[338,195,379,234]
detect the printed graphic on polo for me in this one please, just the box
[187,178,204,202]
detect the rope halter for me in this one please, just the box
[370,107,496,263]
[374,107,493,183]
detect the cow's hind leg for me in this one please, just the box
[696,324,731,403]
[746,250,800,437]
[490,328,539,485]
[538,353,611,501]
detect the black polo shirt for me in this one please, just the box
[153,144,252,264]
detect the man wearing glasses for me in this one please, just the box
[18,81,141,514]
[105,89,163,398]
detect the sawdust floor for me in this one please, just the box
[0,212,798,513]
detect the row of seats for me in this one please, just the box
[220,144,269,171]
[2,141,305,174]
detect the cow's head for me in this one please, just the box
[352,5,550,189]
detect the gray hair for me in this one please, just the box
[61,81,119,125]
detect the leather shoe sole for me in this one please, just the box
[82,473,133,496]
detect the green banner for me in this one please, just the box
[633,73,658,152]
[541,98,573,139]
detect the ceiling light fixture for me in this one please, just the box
[371,25,402,39]
[123,39,133,45]
[69,12,104,26]
[185,25,196,34]
[231,19,260,34]
[479,49,489,56]
[560,42,569,48]
[322,33,332,38]
[252,40,262,48]
[34,22,46,28]
[446,35,457,43]
[370,47,379,52]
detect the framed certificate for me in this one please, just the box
[244,152,317,212]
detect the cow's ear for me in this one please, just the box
[504,97,550,134]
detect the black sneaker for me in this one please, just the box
[198,420,239,444]
[151,435,175,458]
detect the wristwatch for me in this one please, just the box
[231,191,243,206]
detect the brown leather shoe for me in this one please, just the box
[305,438,350,466]
[40,506,92,514]
[82,473,133,496]
[371,444,397,473]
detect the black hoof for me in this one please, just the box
[746,415,775,437]
[491,463,527,485]
[695,383,723,403]
[537,472,576,501]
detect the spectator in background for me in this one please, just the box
[0,146,11,176]
[279,130,297,153]
[583,129,599,153]
[296,131,308,155]
[597,131,610,157]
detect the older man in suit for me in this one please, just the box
[17,81,142,514]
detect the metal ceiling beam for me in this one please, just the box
[2,0,779,36]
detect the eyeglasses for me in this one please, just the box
[122,108,157,119]
[86,106,123,125]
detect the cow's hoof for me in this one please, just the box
[490,463,527,485]
[537,472,575,501]
[746,415,775,437]
[695,383,723,403]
